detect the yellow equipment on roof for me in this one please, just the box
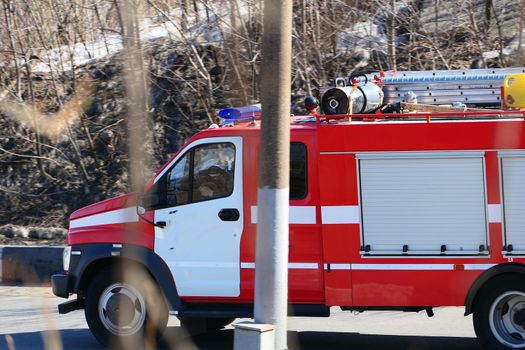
[503,73,525,110]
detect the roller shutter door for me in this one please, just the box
[501,154,525,253]
[358,152,488,255]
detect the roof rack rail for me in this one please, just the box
[314,110,525,126]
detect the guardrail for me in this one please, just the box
[0,246,63,283]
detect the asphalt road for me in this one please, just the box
[0,285,483,350]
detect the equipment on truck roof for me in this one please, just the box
[370,67,525,107]
[319,67,525,116]
[320,74,384,115]
[217,68,525,124]
[503,73,525,110]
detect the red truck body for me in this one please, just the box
[54,110,525,349]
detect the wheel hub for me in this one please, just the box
[98,282,146,336]
[514,309,525,328]
[489,291,525,348]
[106,293,135,326]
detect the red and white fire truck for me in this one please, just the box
[52,68,525,350]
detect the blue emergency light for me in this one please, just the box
[219,104,262,120]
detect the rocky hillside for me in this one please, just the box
[1,40,219,228]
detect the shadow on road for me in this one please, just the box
[288,331,481,350]
[2,327,482,350]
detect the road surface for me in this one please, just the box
[0,285,482,350]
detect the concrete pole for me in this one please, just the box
[119,0,151,192]
[254,0,293,349]
[118,4,160,347]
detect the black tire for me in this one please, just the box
[178,316,235,335]
[84,267,169,349]
[473,274,525,350]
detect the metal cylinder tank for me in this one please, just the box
[321,82,384,115]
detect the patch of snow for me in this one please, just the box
[32,1,252,73]
[34,34,122,73]
[337,20,386,51]
[336,20,386,52]
[482,29,525,60]
[483,47,516,60]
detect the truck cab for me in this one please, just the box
[52,118,328,347]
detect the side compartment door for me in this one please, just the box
[501,152,525,254]
[154,137,243,297]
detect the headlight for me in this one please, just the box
[63,246,72,272]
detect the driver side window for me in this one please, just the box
[192,144,235,202]
[167,152,190,206]
[165,142,235,206]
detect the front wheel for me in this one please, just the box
[473,275,525,350]
[84,267,168,349]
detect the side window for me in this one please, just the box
[165,142,235,206]
[167,152,190,206]
[192,143,235,202]
[290,142,307,200]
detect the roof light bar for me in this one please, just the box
[219,104,262,120]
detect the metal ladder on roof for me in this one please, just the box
[335,68,525,107]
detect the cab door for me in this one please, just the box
[154,137,243,297]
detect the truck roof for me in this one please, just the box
[205,110,525,132]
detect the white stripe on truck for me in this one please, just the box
[69,203,501,228]
[321,205,360,224]
[250,206,317,224]
[69,207,138,229]
[487,204,502,223]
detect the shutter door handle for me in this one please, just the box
[218,208,240,221]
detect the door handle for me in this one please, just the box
[155,221,167,228]
[218,208,240,221]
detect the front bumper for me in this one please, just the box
[52,273,84,314]
[51,273,72,298]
